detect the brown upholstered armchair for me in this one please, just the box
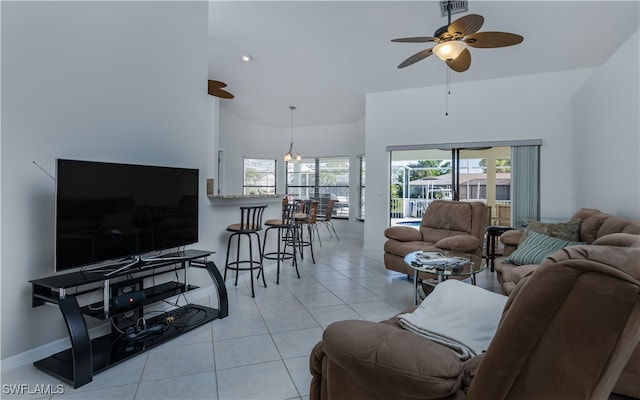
[310,240,640,399]
[384,200,489,277]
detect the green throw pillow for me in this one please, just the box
[506,230,585,266]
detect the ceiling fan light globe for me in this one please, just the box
[433,41,467,61]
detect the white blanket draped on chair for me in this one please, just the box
[398,280,507,360]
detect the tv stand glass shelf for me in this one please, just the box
[30,249,228,389]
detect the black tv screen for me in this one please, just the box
[55,159,199,272]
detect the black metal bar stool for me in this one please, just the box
[261,199,299,284]
[224,204,267,297]
[294,200,317,264]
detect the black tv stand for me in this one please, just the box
[30,250,228,389]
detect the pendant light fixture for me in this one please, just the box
[284,106,301,162]
[432,41,467,62]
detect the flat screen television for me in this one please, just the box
[55,159,199,272]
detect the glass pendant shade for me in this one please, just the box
[433,41,467,61]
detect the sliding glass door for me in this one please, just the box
[390,149,451,220]
[389,141,538,227]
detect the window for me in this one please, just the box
[243,158,276,195]
[357,155,365,221]
[286,156,349,218]
[390,150,453,219]
[388,140,541,227]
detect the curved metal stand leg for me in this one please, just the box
[58,297,93,388]
[202,261,229,318]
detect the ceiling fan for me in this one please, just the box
[391,1,523,72]
[208,80,234,99]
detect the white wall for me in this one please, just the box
[1,1,211,359]
[572,30,640,219]
[3,0,636,366]
[219,109,282,194]
[219,108,366,237]
[364,69,594,250]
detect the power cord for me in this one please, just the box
[122,317,168,341]
[111,318,125,334]
[88,287,105,311]
[165,305,208,331]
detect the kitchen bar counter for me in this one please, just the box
[207,194,284,205]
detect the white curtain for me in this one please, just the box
[510,145,540,228]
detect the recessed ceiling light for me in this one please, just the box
[241,54,252,63]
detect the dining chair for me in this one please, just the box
[316,199,339,241]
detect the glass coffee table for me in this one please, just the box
[404,250,487,304]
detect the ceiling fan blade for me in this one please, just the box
[464,31,524,48]
[446,48,471,72]
[211,89,234,99]
[391,37,437,43]
[447,14,484,38]
[397,48,434,68]
[208,80,227,89]
[208,80,234,99]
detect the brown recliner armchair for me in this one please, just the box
[310,239,640,399]
[384,200,489,278]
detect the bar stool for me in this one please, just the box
[294,200,317,264]
[261,199,299,284]
[224,204,267,297]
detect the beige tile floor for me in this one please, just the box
[2,235,630,400]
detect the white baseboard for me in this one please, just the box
[1,324,110,373]
[1,284,215,373]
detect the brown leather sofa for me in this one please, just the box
[493,208,640,398]
[384,200,489,278]
[495,207,640,295]
[310,237,640,399]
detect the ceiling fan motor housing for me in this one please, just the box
[434,25,449,40]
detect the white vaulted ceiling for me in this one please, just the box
[208,1,640,128]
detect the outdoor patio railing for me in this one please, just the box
[391,198,511,219]
[390,198,432,218]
